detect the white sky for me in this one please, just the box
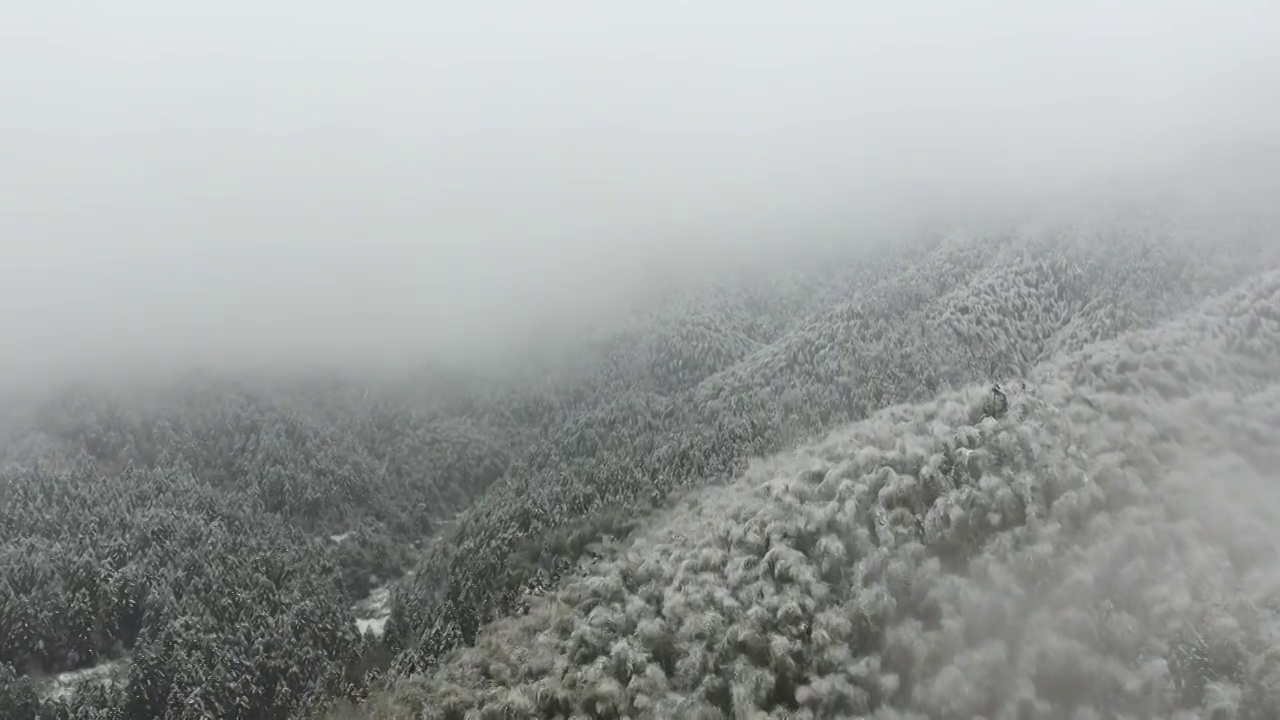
[2,1,1278,380]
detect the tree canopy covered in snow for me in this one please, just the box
[3,213,1279,719]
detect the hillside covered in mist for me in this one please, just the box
[3,210,1280,719]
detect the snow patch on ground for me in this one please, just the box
[323,528,420,638]
[38,657,129,702]
[356,616,388,637]
[353,577,406,638]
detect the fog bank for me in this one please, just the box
[2,1,1278,383]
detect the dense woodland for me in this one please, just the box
[3,210,1279,718]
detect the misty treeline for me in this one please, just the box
[365,268,1280,719]
[1,211,1278,719]
[0,373,522,717]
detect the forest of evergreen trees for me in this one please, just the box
[3,212,1279,718]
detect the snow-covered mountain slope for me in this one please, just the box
[372,267,1280,718]
[385,217,1276,683]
